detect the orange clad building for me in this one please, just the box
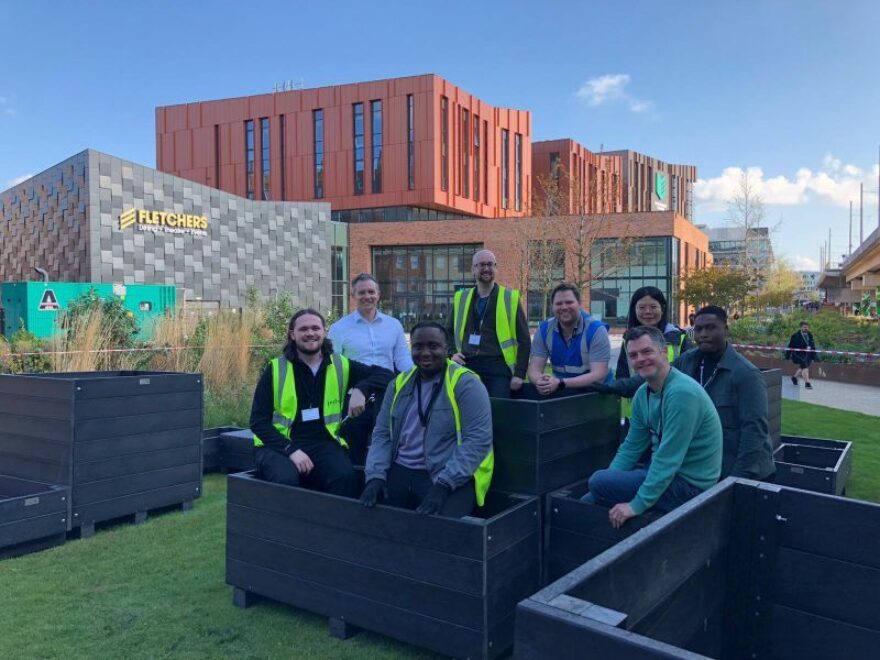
[156,74,531,222]
[531,139,623,215]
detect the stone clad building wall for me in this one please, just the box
[0,149,332,310]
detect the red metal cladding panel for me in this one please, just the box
[192,127,214,170]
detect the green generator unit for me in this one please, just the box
[1,282,176,339]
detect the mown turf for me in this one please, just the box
[781,399,880,502]
[1,401,876,659]
[0,474,437,660]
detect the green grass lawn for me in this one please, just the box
[1,401,877,659]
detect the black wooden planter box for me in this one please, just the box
[0,475,69,558]
[219,429,256,473]
[226,471,541,659]
[0,370,203,536]
[544,480,660,584]
[516,478,880,660]
[202,426,242,473]
[762,368,782,449]
[774,434,853,496]
[490,391,619,496]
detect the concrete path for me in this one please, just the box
[609,334,878,417]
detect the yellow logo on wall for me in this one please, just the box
[118,209,209,236]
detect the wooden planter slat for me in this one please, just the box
[0,475,69,558]
[219,429,256,472]
[227,471,541,659]
[0,371,203,533]
[516,479,880,660]
[202,426,240,473]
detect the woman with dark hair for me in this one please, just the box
[614,286,691,381]
[249,308,392,495]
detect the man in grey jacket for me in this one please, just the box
[596,306,775,480]
[361,321,494,517]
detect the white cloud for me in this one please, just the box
[0,96,14,117]
[790,255,820,270]
[5,173,33,189]
[575,74,654,115]
[695,156,877,213]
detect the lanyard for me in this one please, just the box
[646,387,664,443]
[416,376,443,428]
[699,357,719,389]
[296,356,324,411]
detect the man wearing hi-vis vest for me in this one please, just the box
[448,249,530,399]
[250,309,392,497]
[361,321,493,517]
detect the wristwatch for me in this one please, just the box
[557,378,566,391]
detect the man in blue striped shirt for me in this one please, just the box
[328,273,413,464]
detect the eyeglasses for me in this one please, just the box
[473,262,496,269]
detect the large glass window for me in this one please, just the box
[371,100,382,194]
[440,96,449,192]
[372,243,482,331]
[501,129,509,209]
[313,109,324,199]
[473,115,480,202]
[515,133,522,212]
[260,117,270,200]
[245,119,254,200]
[331,246,348,318]
[407,94,415,190]
[589,237,677,325]
[462,109,470,199]
[353,103,365,195]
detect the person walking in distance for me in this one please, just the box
[785,321,817,390]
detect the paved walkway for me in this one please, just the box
[609,335,879,417]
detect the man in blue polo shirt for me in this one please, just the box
[328,272,413,463]
[527,283,611,396]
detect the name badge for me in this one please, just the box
[468,333,481,346]
[301,407,320,422]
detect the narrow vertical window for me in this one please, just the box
[407,94,415,190]
[515,133,522,212]
[473,114,480,202]
[483,120,488,204]
[440,96,449,192]
[462,109,470,199]
[353,102,365,195]
[313,109,324,199]
[501,129,509,209]
[260,117,270,200]
[279,114,286,200]
[214,124,220,188]
[245,119,254,200]
[371,100,382,194]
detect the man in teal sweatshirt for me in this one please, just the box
[583,325,722,528]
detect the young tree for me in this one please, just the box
[725,170,775,275]
[753,258,801,310]
[680,266,755,313]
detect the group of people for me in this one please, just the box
[249,248,782,527]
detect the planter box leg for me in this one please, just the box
[233,587,256,609]
[79,523,95,539]
[134,511,148,525]
[329,617,361,640]
[181,500,193,512]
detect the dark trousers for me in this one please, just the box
[341,396,376,467]
[254,442,361,498]
[384,463,476,518]
[466,355,512,399]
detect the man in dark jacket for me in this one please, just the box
[785,321,817,389]
[597,306,775,481]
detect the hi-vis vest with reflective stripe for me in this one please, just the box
[452,285,520,371]
[390,361,494,507]
[253,354,350,449]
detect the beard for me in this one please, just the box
[296,342,323,356]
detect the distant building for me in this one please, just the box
[703,226,774,272]
[795,271,820,303]
[606,149,696,221]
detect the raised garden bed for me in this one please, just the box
[202,426,241,473]
[0,475,69,559]
[0,370,203,537]
[774,434,853,496]
[763,368,782,449]
[219,429,256,473]
[516,478,880,659]
[490,391,619,496]
[226,470,541,659]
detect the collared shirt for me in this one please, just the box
[328,310,413,373]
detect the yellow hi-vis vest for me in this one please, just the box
[253,354,350,449]
[620,333,688,420]
[452,285,520,372]
[390,361,494,507]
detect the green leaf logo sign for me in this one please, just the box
[655,172,667,200]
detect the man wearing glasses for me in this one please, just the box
[449,250,531,398]
[582,325,722,528]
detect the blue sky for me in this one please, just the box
[3,0,880,269]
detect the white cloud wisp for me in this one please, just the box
[576,74,654,114]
